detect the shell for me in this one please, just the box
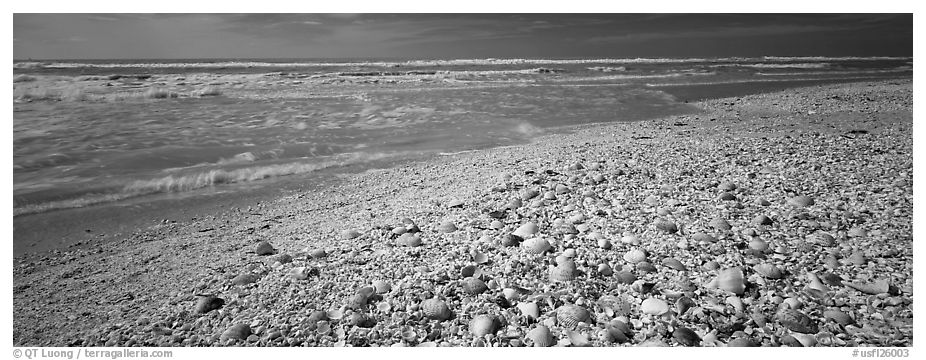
[709,217,731,231]
[675,296,696,315]
[254,241,275,256]
[326,309,344,320]
[308,248,327,258]
[661,257,687,271]
[556,304,591,328]
[438,220,458,233]
[640,298,669,316]
[672,327,701,346]
[460,265,477,278]
[220,324,252,341]
[597,263,613,276]
[194,296,224,314]
[348,313,376,328]
[506,198,523,209]
[691,232,717,243]
[615,271,636,284]
[727,338,758,347]
[813,232,835,247]
[567,330,591,347]
[716,267,746,295]
[844,279,889,295]
[520,189,540,201]
[372,280,391,294]
[748,239,769,252]
[521,237,551,254]
[397,233,422,247]
[597,237,611,249]
[472,251,489,264]
[623,249,647,264]
[636,261,657,273]
[421,299,453,321]
[288,266,319,280]
[549,261,577,282]
[513,222,539,238]
[340,229,361,240]
[653,219,678,233]
[791,332,817,347]
[719,192,737,201]
[271,253,293,265]
[469,315,500,337]
[461,277,488,295]
[787,195,815,208]
[490,220,505,229]
[752,215,773,226]
[526,325,554,347]
[517,301,540,320]
[776,309,819,334]
[753,263,783,279]
[823,309,854,325]
[501,234,523,247]
[719,181,737,191]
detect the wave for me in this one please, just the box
[644,74,910,87]
[711,63,831,69]
[762,56,912,62]
[756,68,913,76]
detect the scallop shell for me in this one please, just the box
[716,267,746,295]
[555,304,591,328]
[397,233,422,247]
[194,296,224,314]
[513,222,539,238]
[438,220,458,233]
[640,298,669,316]
[421,298,453,321]
[501,234,523,247]
[754,263,783,279]
[372,280,391,294]
[549,261,577,282]
[672,327,701,346]
[517,301,540,320]
[623,249,647,264]
[254,241,275,256]
[776,309,818,334]
[469,315,500,337]
[461,277,488,295]
[787,195,815,208]
[526,325,554,347]
[521,237,551,254]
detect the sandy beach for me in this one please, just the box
[13,79,912,347]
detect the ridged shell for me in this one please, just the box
[438,220,458,233]
[421,299,453,321]
[623,249,647,264]
[521,237,551,254]
[469,315,500,337]
[461,277,488,295]
[220,324,252,341]
[254,241,275,256]
[717,267,746,295]
[640,298,669,316]
[526,325,554,347]
[517,301,540,320]
[661,257,687,271]
[556,305,591,328]
[513,222,539,238]
[776,309,818,334]
[194,296,224,314]
[397,233,422,247]
[753,263,783,279]
[672,327,701,346]
[549,261,577,282]
[787,195,815,208]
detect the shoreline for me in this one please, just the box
[13,79,912,347]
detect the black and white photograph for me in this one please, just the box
[9,3,915,354]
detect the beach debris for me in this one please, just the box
[672,327,701,346]
[340,229,362,240]
[623,249,647,264]
[844,279,890,295]
[513,222,539,238]
[438,220,458,233]
[254,241,275,255]
[787,195,815,208]
[753,263,783,279]
[288,266,319,280]
[193,295,224,314]
[522,237,551,254]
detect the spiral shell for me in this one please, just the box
[549,260,577,282]
[461,277,488,295]
[469,315,500,337]
[522,237,551,254]
[753,263,783,279]
[526,325,554,347]
[716,267,745,295]
[513,222,539,238]
[421,298,453,321]
[556,304,591,328]
[623,249,647,264]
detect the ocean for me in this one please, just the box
[12,56,913,217]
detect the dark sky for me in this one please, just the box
[13,13,913,60]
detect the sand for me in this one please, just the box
[13,79,912,347]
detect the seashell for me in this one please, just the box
[348,313,376,328]
[469,315,500,337]
[567,330,591,347]
[620,233,640,245]
[636,261,657,273]
[271,253,292,265]
[758,198,771,206]
[372,280,391,294]
[823,309,854,325]
[376,301,392,313]
[643,195,659,206]
[513,222,539,238]
[716,267,746,295]
[555,184,570,194]
[521,237,551,254]
[194,296,224,314]
[676,296,696,315]
[672,327,701,346]
[727,338,758,347]
[752,215,773,226]
[640,298,669,316]
[847,252,866,265]
[421,299,453,321]
[623,249,647,264]
[814,331,844,346]
[526,325,554,347]
[397,233,422,247]
[601,319,632,343]
[288,266,319,280]
[520,189,540,201]
[719,192,737,201]
[615,271,636,284]
[543,191,556,200]
[791,332,817,347]
[349,293,371,309]
[753,263,783,279]
[400,326,418,342]
[326,308,344,320]
[556,305,591,328]
[568,213,585,224]
[597,237,611,249]
[844,279,889,295]
[550,261,578,282]
[316,321,331,335]
[517,301,540,320]
[691,232,717,243]
[447,198,465,208]
[231,273,260,286]
[308,248,327,258]
[392,226,408,235]
[787,195,815,208]
[781,297,802,310]
[461,277,488,295]
[340,229,362,240]
[558,223,579,235]
[597,263,613,276]
[471,251,489,264]
[221,324,251,341]
[776,309,818,334]
[501,233,523,247]
[748,239,768,252]
[653,219,678,233]
[507,198,523,209]
[460,265,477,278]
[562,248,577,258]
[490,220,504,229]
[438,220,458,233]
[726,296,744,314]
[848,227,867,238]
[719,181,737,191]
[661,257,687,271]
[709,217,731,231]
[813,232,835,247]
[254,241,275,256]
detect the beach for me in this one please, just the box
[12,78,912,347]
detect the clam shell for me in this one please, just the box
[620,234,640,245]
[752,215,773,226]
[844,279,889,295]
[623,249,647,264]
[372,280,391,294]
[661,257,687,271]
[340,229,361,240]
[326,309,344,320]
[788,195,815,208]
[438,220,458,233]
[615,271,636,284]
[472,251,489,264]
[526,325,554,347]
[727,338,758,347]
[194,296,224,314]
[521,237,551,254]
[254,241,275,256]
[288,266,319,280]
[308,248,327,258]
[748,239,769,252]
[397,233,422,247]
[716,267,746,295]
[672,327,701,346]
[675,296,695,315]
[823,309,854,325]
[653,219,678,233]
[513,222,539,238]
[461,277,488,295]
[517,301,540,320]
[501,234,523,247]
[567,330,591,347]
[603,319,631,343]
[220,324,252,341]
[636,261,656,273]
[754,263,783,279]
[776,309,818,334]
[596,237,611,249]
[507,198,523,209]
[719,181,737,191]
[555,304,591,328]
[640,298,669,316]
[421,299,453,321]
[719,192,737,201]
[597,263,613,276]
[709,217,731,231]
[520,189,540,201]
[469,315,500,337]
[691,232,717,243]
[550,261,577,282]
[490,220,505,229]
[791,332,817,347]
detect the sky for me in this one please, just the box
[12,13,913,60]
